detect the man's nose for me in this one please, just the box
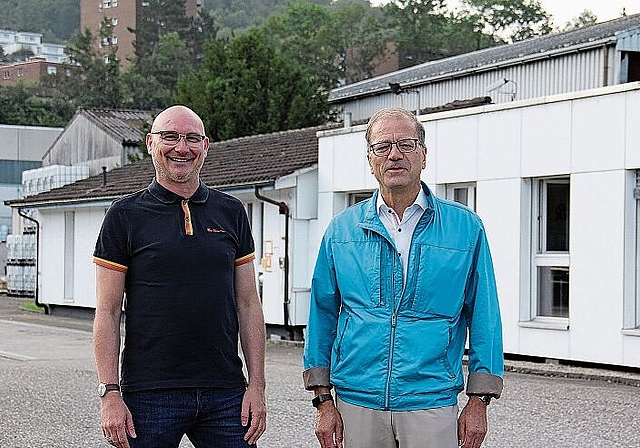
[387,143,404,159]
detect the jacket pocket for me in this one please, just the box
[410,244,472,317]
[332,240,385,308]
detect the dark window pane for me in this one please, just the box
[546,183,569,251]
[453,188,468,206]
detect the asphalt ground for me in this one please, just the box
[1,296,640,448]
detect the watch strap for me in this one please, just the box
[98,383,120,397]
[312,393,333,408]
[470,394,492,405]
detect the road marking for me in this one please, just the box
[0,350,36,361]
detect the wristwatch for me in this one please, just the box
[471,394,492,406]
[97,383,120,397]
[312,393,334,408]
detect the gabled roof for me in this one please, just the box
[80,108,152,144]
[330,13,640,102]
[9,124,335,207]
[42,108,151,161]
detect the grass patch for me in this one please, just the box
[20,300,45,314]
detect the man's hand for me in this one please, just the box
[315,400,343,448]
[242,383,267,445]
[100,394,136,448]
[457,396,488,447]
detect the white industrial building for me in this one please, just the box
[5,15,640,367]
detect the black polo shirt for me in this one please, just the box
[94,179,255,392]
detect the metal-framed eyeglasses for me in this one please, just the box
[150,131,206,147]
[368,138,421,157]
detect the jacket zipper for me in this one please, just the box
[384,249,401,410]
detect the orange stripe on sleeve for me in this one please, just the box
[93,257,128,273]
[235,253,255,266]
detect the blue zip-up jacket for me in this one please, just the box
[303,183,503,411]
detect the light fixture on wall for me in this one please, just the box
[388,82,421,115]
[487,78,517,101]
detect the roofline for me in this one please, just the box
[7,180,275,209]
[329,36,617,103]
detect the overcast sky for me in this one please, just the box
[370,1,637,29]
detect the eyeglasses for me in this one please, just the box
[368,138,421,157]
[150,131,206,147]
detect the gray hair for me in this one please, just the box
[364,107,425,146]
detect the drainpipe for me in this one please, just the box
[17,208,48,314]
[254,187,292,340]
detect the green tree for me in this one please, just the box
[177,27,330,141]
[123,32,192,111]
[262,0,342,91]
[562,10,598,32]
[459,0,552,42]
[0,84,74,127]
[331,0,390,83]
[62,19,122,108]
[131,0,194,60]
[381,0,454,68]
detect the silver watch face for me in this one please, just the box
[97,383,107,397]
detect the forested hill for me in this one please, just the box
[0,0,79,42]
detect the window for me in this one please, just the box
[16,68,23,77]
[47,66,57,75]
[445,183,476,210]
[635,173,640,328]
[112,17,118,26]
[532,177,570,319]
[349,191,373,206]
[625,171,640,330]
[2,70,9,79]
[112,35,117,44]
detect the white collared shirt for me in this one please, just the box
[376,188,429,284]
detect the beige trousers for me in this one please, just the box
[336,396,459,448]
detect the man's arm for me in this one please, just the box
[235,261,267,445]
[94,265,136,448]
[303,232,343,448]
[459,225,504,448]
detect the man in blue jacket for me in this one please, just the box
[303,107,503,448]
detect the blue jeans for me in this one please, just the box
[123,387,256,448]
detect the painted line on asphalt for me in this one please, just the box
[0,350,36,361]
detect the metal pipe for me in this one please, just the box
[254,187,292,339]
[17,208,48,314]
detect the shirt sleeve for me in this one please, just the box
[93,202,130,273]
[234,202,256,266]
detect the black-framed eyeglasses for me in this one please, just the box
[369,138,421,157]
[150,131,206,147]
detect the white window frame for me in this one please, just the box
[526,177,570,329]
[445,182,476,210]
[624,170,640,333]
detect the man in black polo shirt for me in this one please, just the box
[93,105,266,448]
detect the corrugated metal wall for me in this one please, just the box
[343,47,613,122]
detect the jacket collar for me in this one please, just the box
[361,182,435,233]
[147,178,210,204]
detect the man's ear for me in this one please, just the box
[145,133,153,154]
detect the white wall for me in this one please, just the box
[37,204,109,308]
[317,83,640,368]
